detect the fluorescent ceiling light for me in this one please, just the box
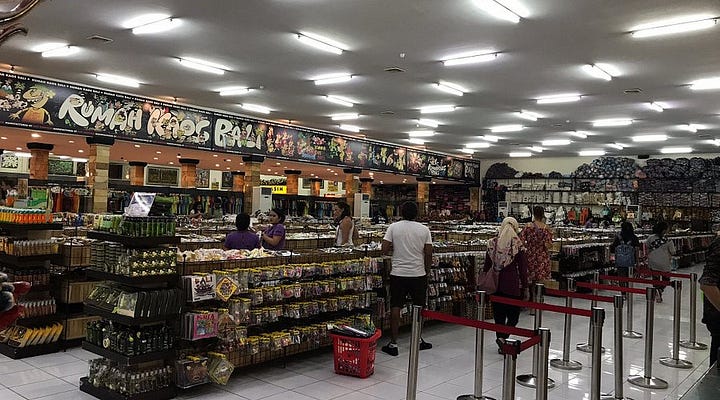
[132,17,180,34]
[296,32,348,55]
[434,81,466,96]
[408,138,426,145]
[32,42,68,52]
[473,0,525,23]
[515,110,542,121]
[408,130,435,137]
[465,142,491,149]
[442,50,498,66]
[339,124,360,132]
[313,73,353,85]
[690,77,720,90]
[631,15,717,38]
[509,152,532,157]
[13,152,32,158]
[542,139,572,146]
[330,113,359,121]
[123,13,168,28]
[592,118,633,127]
[460,148,476,154]
[31,133,41,138]
[420,105,456,114]
[416,119,439,128]
[325,95,354,107]
[570,131,588,139]
[680,124,701,133]
[579,150,606,156]
[582,64,614,81]
[218,87,252,96]
[96,73,140,88]
[632,134,667,142]
[490,124,523,133]
[608,143,625,150]
[712,139,720,146]
[71,157,88,163]
[482,135,500,142]
[647,102,664,112]
[178,57,227,75]
[661,147,693,154]
[528,146,544,152]
[241,103,271,114]
[42,45,80,58]
[536,93,582,104]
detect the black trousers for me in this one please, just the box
[710,332,720,367]
[492,293,521,340]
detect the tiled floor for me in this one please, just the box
[0,264,713,400]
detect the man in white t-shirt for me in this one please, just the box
[380,201,433,356]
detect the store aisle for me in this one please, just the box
[0,265,712,400]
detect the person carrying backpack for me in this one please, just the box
[611,222,640,277]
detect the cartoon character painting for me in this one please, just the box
[9,85,55,125]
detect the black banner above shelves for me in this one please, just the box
[0,72,479,183]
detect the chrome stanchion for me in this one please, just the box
[517,284,555,389]
[623,266,642,339]
[601,296,627,400]
[406,305,423,400]
[502,339,520,400]
[628,287,669,389]
[458,291,495,400]
[680,272,708,350]
[660,280,693,369]
[578,272,606,353]
[550,278,582,370]
[590,307,606,400]
[536,328,551,400]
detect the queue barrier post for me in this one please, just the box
[536,328,551,400]
[578,272,606,353]
[502,339,520,400]
[517,283,555,389]
[601,295,627,400]
[628,287,669,389]
[590,307,605,400]
[659,280,694,369]
[406,305,423,400]
[623,266,642,339]
[680,272,708,350]
[458,291,495,400]
[550,278,582,370]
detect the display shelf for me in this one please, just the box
[84,304,176,326]
[82,341,176,365]
[16,313,65,326]
[0,223,64,232]
[0,340,61,359]
[0,253,61,267]
[86,270,179,287]
[86,231,181,247]
[80,377,177,400]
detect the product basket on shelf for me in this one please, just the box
[329,329,381,378]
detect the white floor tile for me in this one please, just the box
[0,388,25,400]
[223,379,285,400]
[41,361,87,378]
[0,360,34,374]
[359,381,407,400]
[24,354,80,369]
[293,380,353,400]
[11,378,75,399]
[0,369,55,387]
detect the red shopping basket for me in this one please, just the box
[329,329,382,378]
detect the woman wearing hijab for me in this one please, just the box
[483,217,529,352]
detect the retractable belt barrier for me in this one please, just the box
[599,275,672,287]
[489,295,593,318]
[628,288,669,389]
[575,281,647,294]
[544,288,615,304]
[636,268,692,280]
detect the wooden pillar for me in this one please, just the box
[27,142,53,180]
[469,186,481,212]
[128,161,147,186]
[86,137,114,213]
[309,178,323,197]
[416,176,431,218]
[360,177,374,199]
[232,171,245,192]
[242,155,264,214]
[343,167,361,208]
[179,158,199,188]
[285,170,301,195]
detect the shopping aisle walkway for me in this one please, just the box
[0,264,712,400]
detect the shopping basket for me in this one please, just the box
[329,329,382,378]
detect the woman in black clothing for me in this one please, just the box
[610,221,641,277]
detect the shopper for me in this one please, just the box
[224,213,260,250]
[380,201,433,356]
[519,206,553,300]
[261,208,286,250]
[699,229,720,367]
[188,201,203,221]
[610,221,641,277]
[646,221,676,303]
[332,201,356,246]
[485,217,529,353]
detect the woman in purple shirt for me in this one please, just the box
[261,208,286,250]
[224,213,260,250]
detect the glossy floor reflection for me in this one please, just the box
[0,264,713,399]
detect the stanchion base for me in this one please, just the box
[516,374,556,389]
[600,394,634,400]
[457,395,496,400]
[679,340,708,350]
[659,357,693,369]
[627,375,669,389]
[622,330,643,339]
[576,343,606,353]
[550,358,583,370]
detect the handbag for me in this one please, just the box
[477,267,499,294]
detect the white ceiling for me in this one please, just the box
[3,0,720,159]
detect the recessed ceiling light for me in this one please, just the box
[0,136,6,140]
[593,118,633,127]
[680,124,702,133]
[330,113,359,121]
[241,103,272,114]
[71,157,88,162]
[416,119,439,128]
[134,144,140,148]
[460,148,476,154]
[482,135,500,142]
[169,161,174,165]
[313,73,354,85]
[153,157,159,160]
[408,138,426,145]
[15,147,22,150]
[528,146,544,152]
[31,133,41,138]
[178,57,227,75]
[690,77,720,90]
[213,154,218,157]
[661,146,692,154]
[632,134,667,142]
[579,150,606,156]
[536,93,582,104]
[78,149,84,153]
[325,95,354,107]
[542,139,572,146]
[296,32,348,55]
[631,15,718,38]
[339,124,360,132]
[420,105,455,114]
[275,162,281,166]
[608,143,625,150]
[442,50,499,66]
[465,142,491,149]
[96,73,140,88]
[647,102,665,112]
[570,131,588,139]
[408,130,435,137]
[156,151,162,154]
[490,124,523,133]
[581,64,615,81]
[472,0,526,23]
[516,110,543,121]
[218,87,252,96]
[509,152,532,157]
[42,45,80,58]
[434,81,466,96]
[69,140,75,143]
[130,16,180,35]
[225,159,232,162]
[32,42,68,52]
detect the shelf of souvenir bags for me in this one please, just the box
[483,177,638,191]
